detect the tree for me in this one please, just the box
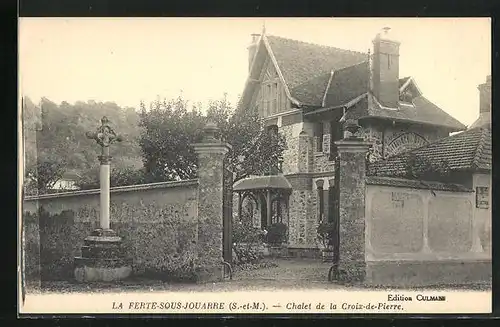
[22,96,143,194]
[139,97,206,182]
[139,94,287,183]
[26,154,67,193]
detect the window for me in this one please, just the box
[264,84,271,116]
[314,122,324,152]
[271,82,278,114]
[400,89,413,103]
[387,54,392,69]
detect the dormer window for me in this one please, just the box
[400,88,413,103]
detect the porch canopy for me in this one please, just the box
[233,175,292,228]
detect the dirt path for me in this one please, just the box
[233,258,332,282]
[33,258,491,294]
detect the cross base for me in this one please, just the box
[74,228,132,283]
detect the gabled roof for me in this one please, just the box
[239,35,368,109]
[233,175,292,192]
[368,126,492,177]
[290,72,332,107]
[239,33,465,131]
[399,77,411,87]
[324,61,369,107]
[265,35,368,99]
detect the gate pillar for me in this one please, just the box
[192,122,231,282]
[334,121,370,282]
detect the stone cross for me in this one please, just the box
[86,116,122,230]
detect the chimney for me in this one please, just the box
[247,33,260,72]
[478,75,491,114]
[371,27,401,108]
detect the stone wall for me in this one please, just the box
[22,181,199,281]
[286,189,318,248]
[361,123,449,161]
[280,123,301,174]
[365,181,492,285]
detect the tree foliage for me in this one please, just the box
[22,96,143,194]
[139,94,288,183]
[22,93,288,194]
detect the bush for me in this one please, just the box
[232,213,266,265]
[232,220,263,245]
[265,222,287,245]
[233,245,262,265]
[317,221,336,249]
[142,248,199,282]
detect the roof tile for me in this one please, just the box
[265,35,367,98]
[368,126,492,177]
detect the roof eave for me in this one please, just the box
[262,35,301,107]
[358,115,466,132]
[321,70,335,107]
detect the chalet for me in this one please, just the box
[234,27,470,256]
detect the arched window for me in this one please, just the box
[385,132,429,158]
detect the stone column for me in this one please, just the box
[298,130,310,173]
[267,190,274,226]
[334,120,371,282]
[99,147,111,230]
[192,122,231,282]
[74,116,132,283]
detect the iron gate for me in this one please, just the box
[222,163,233,265]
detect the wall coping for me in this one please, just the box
[192,142,232,154]
[23,179,199,201]
[366,176,473,193]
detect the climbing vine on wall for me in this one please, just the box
[403,153,452,182]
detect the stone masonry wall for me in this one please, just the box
[192,139,230,276]
[361,123,449,161]
[280,124,300,174]
[336,139,370,282]
[22,181,199,281]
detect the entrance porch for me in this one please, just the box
[233,175,292,249]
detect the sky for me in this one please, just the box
[19,17,491,127]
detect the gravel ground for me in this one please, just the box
[30,258,492,294]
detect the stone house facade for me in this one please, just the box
[236,27,467,254]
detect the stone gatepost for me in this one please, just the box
[334,120,371,282]
[74,117,132,282]
[192,122,232,282]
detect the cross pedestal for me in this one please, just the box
[74,117,132,282]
